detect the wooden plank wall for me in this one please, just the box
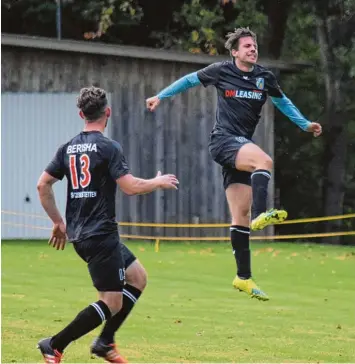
[2,46,274,238]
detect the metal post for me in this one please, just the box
[56,0,62,40]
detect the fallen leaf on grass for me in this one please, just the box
[272,250,281,257]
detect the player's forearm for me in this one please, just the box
[157,72,201,99]
[271,94,311,131]
[127,177,161,195]
[37,183,64,224]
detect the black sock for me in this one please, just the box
[230,225,251,279]
[50,300,111,352]
[251,169,271,219]
[99,285,142,344]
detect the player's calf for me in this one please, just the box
[235,143,275,220]
[100,291,124,316]
[97,261,146,346]
[226,184,252,280]
[250,169,272,220]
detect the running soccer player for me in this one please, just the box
[146,28,322,300]
[37,86,179,363]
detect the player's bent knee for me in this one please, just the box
[125,260,148,292]
[255,155,273,171]
[261,156,273,171]
[99,291,123,316]
[236,143,273,172]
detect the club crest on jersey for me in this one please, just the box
[256,78,265,90]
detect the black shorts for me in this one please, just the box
[73,232,136,292]
[121,242,137,269]
[209,131,252,189]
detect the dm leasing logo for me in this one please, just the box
[224,89,263,100]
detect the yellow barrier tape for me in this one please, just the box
[120,231,355,241]
[252,231,355,240]
[2,210,354,228]
[120,234,230,241]
[119,222,228,227]
[2,221,354,240]
[1,210,50,220]
[119,213,355,227]
[2,222,52,231]
[279,213,355,225]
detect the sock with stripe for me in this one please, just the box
[230,225,251,279]
[50,300,111,353]
[251,169,271,220]
[99,284,142,344]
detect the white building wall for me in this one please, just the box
[1,93,111,239]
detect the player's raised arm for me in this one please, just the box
[271,94,322,137]
[267,71,322,137]
[146,62,223,111]
[117,171,179,195]
[108,140,179,195]
[146,72,201,111]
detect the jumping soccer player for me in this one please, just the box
[37,86,179,363]
[146,28,322,301]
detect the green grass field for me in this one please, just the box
[2,240,355,363]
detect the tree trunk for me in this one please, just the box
[262,0,293,236]
[265,0,294,59]
[316,11,347,244]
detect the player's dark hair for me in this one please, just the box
[77,86,108,122]
[225,27,257,55]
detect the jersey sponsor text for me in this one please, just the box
[225,89,263,100]
[71,191,97,199]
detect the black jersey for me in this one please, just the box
[197,61,283,138]
[45,131,130,242]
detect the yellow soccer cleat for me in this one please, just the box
[250,208,287,231]
[232,277,269,301]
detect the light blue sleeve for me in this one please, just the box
[157,72,201,99]
[271,94,311,131]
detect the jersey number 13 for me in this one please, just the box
[69,154,91,189]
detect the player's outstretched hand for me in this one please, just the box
[146,96,160,112]
[49,222,67,250]
[155,171,179,190]
[306,122,322,137]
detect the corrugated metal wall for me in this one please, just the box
[1,93,110,239]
